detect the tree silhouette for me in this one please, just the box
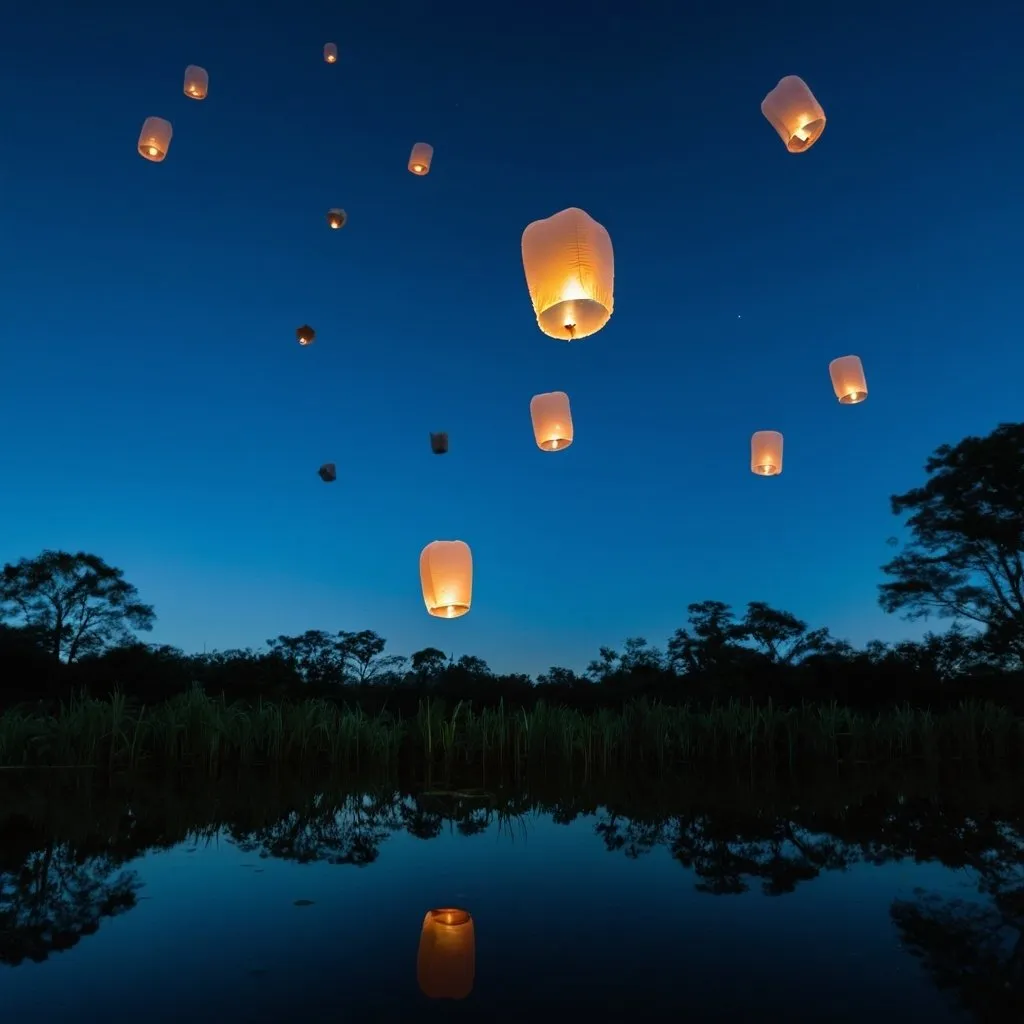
[742,601,834,664]
[880,422,1024,662]
[0,551,154,663]
[0,842,141,965]
[666,600,749,675]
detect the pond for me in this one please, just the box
[1,768,1021,1022]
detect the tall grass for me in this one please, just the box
[0,690,1021,772]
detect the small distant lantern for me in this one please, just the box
[530,392,573,452]
[324,43,338,64]
[430,432,449,455]
[408,142,434,176]
[416,909,475,1001]
[183,65,209,100]
[296,325,316,346]
[751,431,784,476]
[138,117,172,162]
[521,207,614,341]
[761,75,826,153]
[327,208,348,230]
[828,355,868,405]
[420,541,472,619]
[318,463,337,483]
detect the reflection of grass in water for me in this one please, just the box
[1,691,1021,773]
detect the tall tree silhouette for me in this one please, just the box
[0,551,154,662]
[880,422,1024,662]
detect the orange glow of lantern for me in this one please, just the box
[419,541,472,619]
[530,391,573,451]
[324,43,338,63]
[521,207,614,341]
[828,355,868,405]
[296,325,316,347]
[761,75,826,153]
[408,142,433,175]
[751,431,784,476]
[416,908,475,1000]
[183,65,209,100]
[326,208,347,230]
[138,117,172,162]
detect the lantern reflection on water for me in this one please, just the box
[416,908,475,1000]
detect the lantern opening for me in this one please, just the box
[535,300,605,341]
[540,435,569,452]
[427,909,471,927]
[840,389,867,405]
[789,116,825,151]
[754,463,778,476]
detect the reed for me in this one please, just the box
[0,690,1020,772]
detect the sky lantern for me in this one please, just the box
[137,117,172,162]
[521,207,614,341]
[751,431,784,476]
[530,391,573,451]
[408,143,434,175]
[420,541,472,619]
[318,463,336,483]
[430,432,449,455]
[324,43,338,63]
[761,76,826,153]
[828,355,868,404]
[327,208,348,230]
[183,65,209,100]
[296,325,316,346]
[416,909,475,1000]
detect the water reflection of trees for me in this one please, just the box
[0,825,141,965]
[0,768,1021,1014]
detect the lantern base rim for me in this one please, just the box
[537,298,610,341]
[538,438,573,452]
[427,603,470,619]
[425,908,472,927]
[837,391,867,405]
[786,117,826,152]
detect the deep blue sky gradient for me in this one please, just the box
[3,1,1023,675]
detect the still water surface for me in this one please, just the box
[1,770,1021,1022]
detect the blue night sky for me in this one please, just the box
[2,1,1022,676]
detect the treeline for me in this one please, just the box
[2,601,1021,716]
[4,420,1024,715]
